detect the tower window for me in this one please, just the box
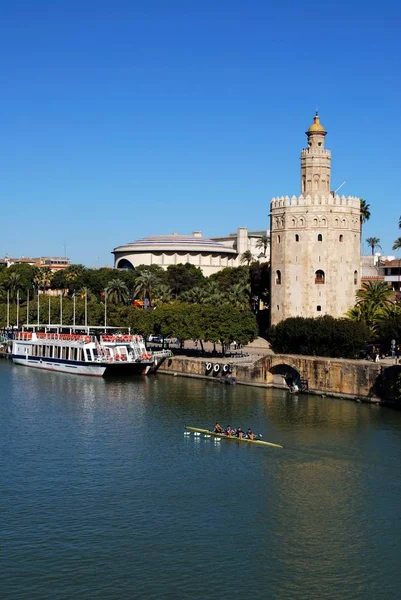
[354,270,358,285]
[339,235,343,242]
[277,235,281,243]
[295,234,299,242]
[315,270,325,284]
[318,234,323,241]
[275,270,282,285]
[317,305,322,311]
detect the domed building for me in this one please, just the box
[112,228,270,276]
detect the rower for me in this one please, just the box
[247,428,255,440]
[225,425,233,435]
[236,427,244,438]
[214,423,224,434]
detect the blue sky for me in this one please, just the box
[1,0,400,266]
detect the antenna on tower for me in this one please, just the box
[334,180,347,194]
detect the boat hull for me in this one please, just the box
[11,355,153,377]
[185,426,283,448]
[12,355,106,377]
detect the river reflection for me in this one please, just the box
[1,361,401,600]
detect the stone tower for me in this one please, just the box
[270,114,361,326]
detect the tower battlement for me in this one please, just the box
[270,194,360,211]
[300,148,331,158]
[269,113,361,326]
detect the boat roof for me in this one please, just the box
[22,324,131,333]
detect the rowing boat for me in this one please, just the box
[184,426,283,449]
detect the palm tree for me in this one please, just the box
[356,281,393,307]
[134,270,160,306]
[393,238,401,294]
[7,272,21,303]
[105,279,130,305]
[255,233,270,258]
[155,284,173,304]
[366,237,381,256]
[240,250,254,266]
[34,266,53,291]
[181,287,209,304]
[360,199,371,236]
[225,282,251,310]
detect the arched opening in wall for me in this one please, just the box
[277,235,281,243]
[317,305,322,312]
[339,234,343,242]
[295,234,299,242]
[315,270,325,284]
[116,259,134,270]
[318,234,323,241]
[270,364,301,388]
[354,270,358,285]
[275,270,282,285]
[291,218,296,227]
[313,218,318,226]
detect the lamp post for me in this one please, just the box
[37,287,40,325]
[104,289,107,331]
[16,290,20,329]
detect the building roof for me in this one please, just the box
[307,113,325,133]
[113,232,237,255]
[381,259,401,267]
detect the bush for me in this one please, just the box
[268,316,370,359]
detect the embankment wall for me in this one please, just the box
[157,354,401,403]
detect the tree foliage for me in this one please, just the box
[269,316,370,359]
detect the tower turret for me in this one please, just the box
[300,113,331,194]
[269,114,361,326]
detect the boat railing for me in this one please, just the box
[101,335,143,343]
[38,333,92,343]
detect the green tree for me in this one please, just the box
[255,233,270,257]
[393,238,401,251]
[356,281,393,307]
[360,199,371,236]
[269,316,369,359]
[105,279,130,305]
[155,284,174,304]
[209,266,249,291]
[240,250,254,266]
[7,272,21,303]
[166,263,205,298]
[366,237,381,255]
[134,270,161,305]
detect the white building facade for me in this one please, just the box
[113,228,270,276]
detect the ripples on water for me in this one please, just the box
[1,361,401,599]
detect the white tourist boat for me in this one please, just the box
[11,326,155,377]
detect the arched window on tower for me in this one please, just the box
[275,270,282,285]
[315,270,325,284]
[339,234,343,242]
[354,270,358,285]
[318,234,323,241]
[277,235,281,243]
[295,234,299,242]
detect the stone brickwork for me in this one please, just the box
[270,115,361,325]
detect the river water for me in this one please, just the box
[1,359,401,600]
